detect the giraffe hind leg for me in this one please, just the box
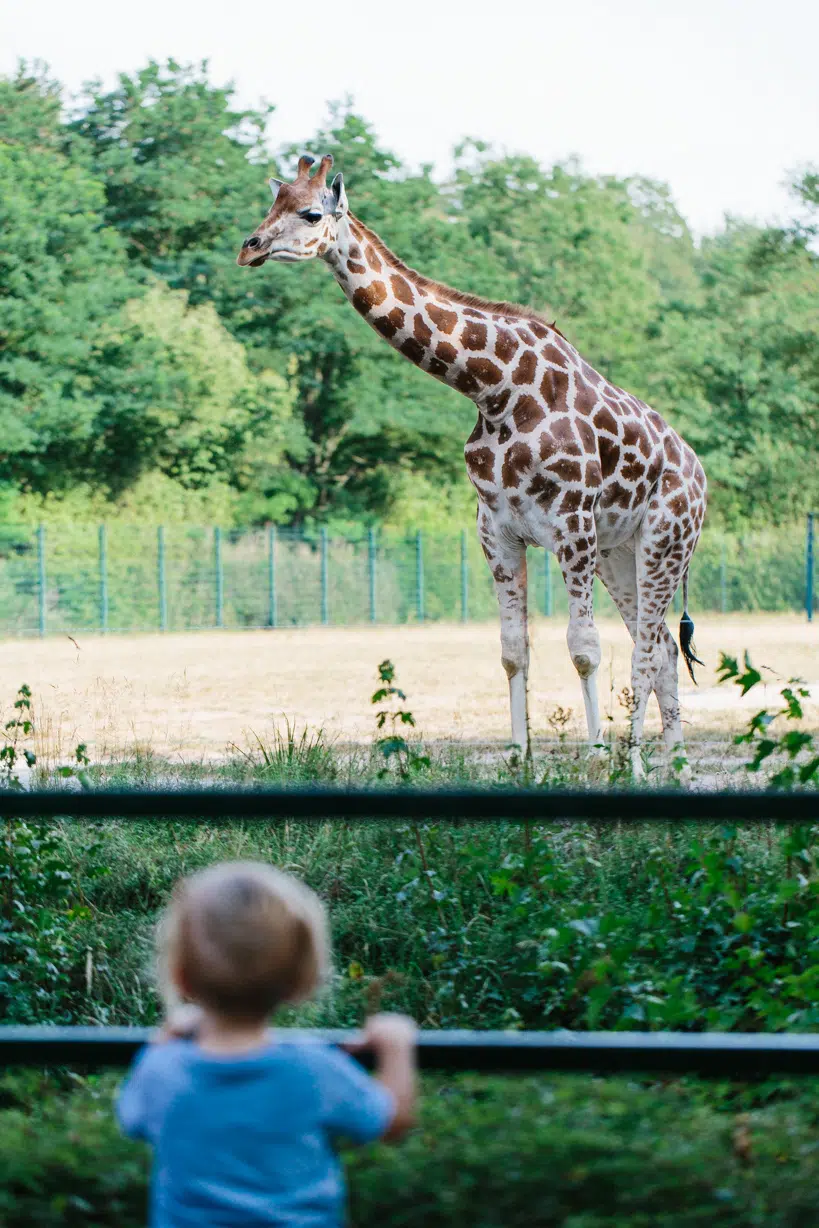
[596,544,686,775]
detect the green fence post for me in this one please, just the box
[368,528,377,623]
[320,527,329,625]
[267,525,277,628]
[807,513,815,623]
[416,529,424,622]
[37,524,46,638]
[460,529,468,622]
[544,550,553,617]
[215,527,224,629]
[157,526,167,631]
[98,524,108,633]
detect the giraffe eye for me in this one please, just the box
[299,209,323,225]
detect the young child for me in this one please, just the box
[117,860,417,1227]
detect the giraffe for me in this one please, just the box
[237,154,707,777]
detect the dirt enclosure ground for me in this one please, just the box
[0,613,817,765]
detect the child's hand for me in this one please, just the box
[346,1012,417,1054]
[156,1004,204,1043]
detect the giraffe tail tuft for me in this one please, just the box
[678,569,704,684]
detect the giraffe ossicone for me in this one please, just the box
[238,154,707,777]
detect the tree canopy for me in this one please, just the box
[1,59,817,530]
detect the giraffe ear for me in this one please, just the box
[330,172,347,218]
[269,178,284,200]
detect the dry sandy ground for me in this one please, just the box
[1,614,817,763]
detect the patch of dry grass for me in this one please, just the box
[0,613,817,763]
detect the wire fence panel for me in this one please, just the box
[0,521,811,637]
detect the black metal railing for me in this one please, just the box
[4,1026,819,1078]
[0,787,816,822]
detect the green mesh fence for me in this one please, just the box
[0,522,811,637]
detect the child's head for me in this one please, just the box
[159,861,329,1022]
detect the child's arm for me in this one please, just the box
[356,1013,417,1140]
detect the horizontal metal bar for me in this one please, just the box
[0,788,816,822]
[3,1027,819,1078]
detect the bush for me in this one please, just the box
[3,1071,819,1226]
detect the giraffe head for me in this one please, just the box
[236,153,347,267]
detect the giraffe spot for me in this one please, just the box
[466,417,484,445]
[427,303,458,333]
[391,274,415,305]
[365,244,382,271]
[529,319,548,339]
[501,441,533,488]
[647,410,666,434]
[492,563,513,583]
[498,423,512,444]
[601,481,632,510]
[435,341,457,363]
[373,311,402,339]
[347,259,366,274]
[512,350,537,385]
[541,344,566,367]
[682,449,695,478]
[622,421,652,458]
[593,406,618,435]
[305,238,319,248]
[576,418,596,454]
[559,490,583,513]
[647,455,662,486]
[571,378,596,417]
[516,326,536,346]
[545,457,582,483]
[414,314,432,346]
[585,460,602,487]
[549,416,581,452]
[484,389,512,417]
[494,327,519,364]
[465,446,495,483]
[461,320,488,350]
[511,395,545,433]
[540,366,570,410]
[667,493,688,516]
[621,458,643,484]
[580,360,598,385]
[526,473,560,510]
[352,281,388,315]
[481,490,499,511]
[428,356,449,378]
[570,557,588,574]
[508,494,523,511]
[455,370,481,396]
[466,356,503,385]
[401,337,426,364]
[664,435,682,466]
[566,514,580,533]
[661,472,682,495]
[485,420,496,436]
[349,243,363,259]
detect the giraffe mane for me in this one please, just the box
[348,213,568,341]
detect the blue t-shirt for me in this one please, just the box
[117,1036,394,1228]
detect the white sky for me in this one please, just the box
[2,0,817,235]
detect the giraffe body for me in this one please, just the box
[238,155,707,774]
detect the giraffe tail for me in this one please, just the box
[678,569,704,684]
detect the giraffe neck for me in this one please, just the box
[324,214,567,420]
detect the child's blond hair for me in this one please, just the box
[158,861,329,1020]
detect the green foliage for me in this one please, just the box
[717,652,819,788]
[10,1069,819,1226]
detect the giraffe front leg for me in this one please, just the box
[477,509,530,754]
[556,539,603,749]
